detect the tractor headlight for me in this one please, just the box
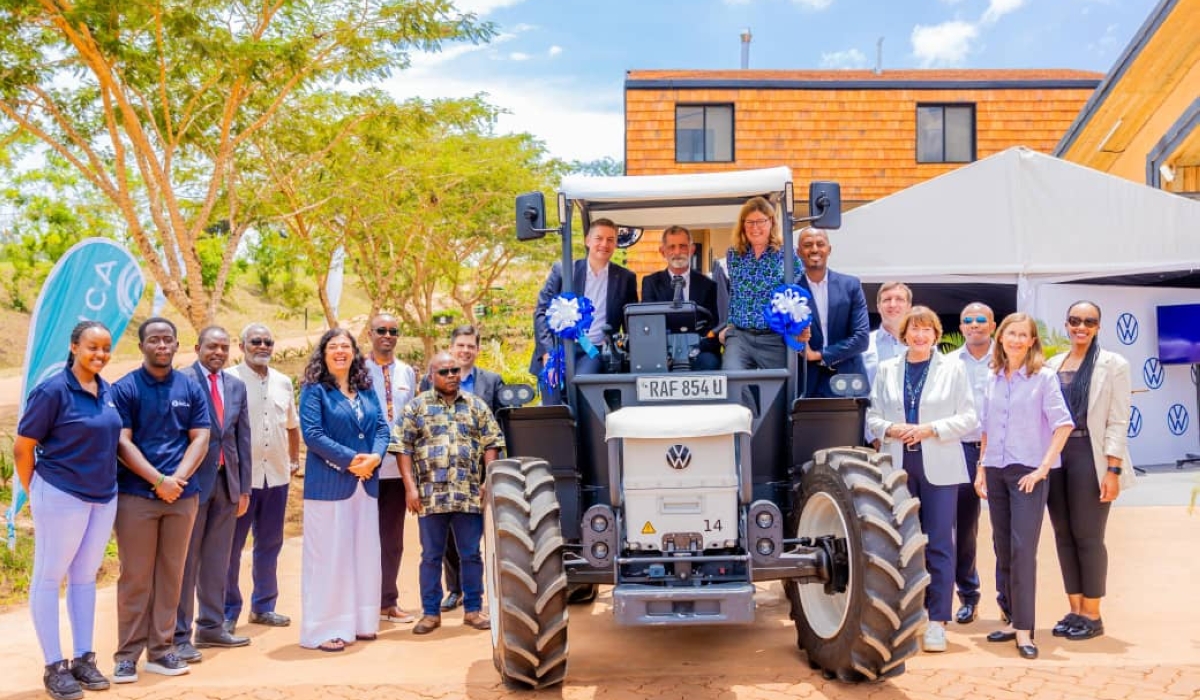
[591,542,609,560]
[755,510,774,529]
[756,538,775,556]
[590,514,610,533]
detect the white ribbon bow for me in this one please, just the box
[547,296,583,334]
[771,288,812,324]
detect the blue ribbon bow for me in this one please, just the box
[539,293,598,393]
[764,284,814,351]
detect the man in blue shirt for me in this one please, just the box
[110,317,211,684]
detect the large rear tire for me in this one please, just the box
[783,447,929,681]
[484,457,569,689]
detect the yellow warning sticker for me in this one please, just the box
[641,521,656,535]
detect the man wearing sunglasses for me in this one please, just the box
[363,313,419,626]
[224,324,300,634]
[948,303,996,625]
[398,352,505,635]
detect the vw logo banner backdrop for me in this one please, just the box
[5,238,146,548]
[1036,283,1200,467]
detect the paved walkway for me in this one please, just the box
[1,501,1198,700]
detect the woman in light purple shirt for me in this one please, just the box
[974,313,1073,660]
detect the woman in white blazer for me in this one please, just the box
[867,306,977,653]
[1045,301,1133,642]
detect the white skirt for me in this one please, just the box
[299,482,382,648]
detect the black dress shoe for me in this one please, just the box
[175,642,203,663]
[955,603,978,624]
[440,592,463,611]
[1017,643,1039,660]
[1066,616,1104,640]
[249,611,292,627]
[987,629,1017,642]
[222,619,236,634]
[194,630,251,648]
[1052,613,1081,637]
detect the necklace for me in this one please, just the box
[904,359,931,418]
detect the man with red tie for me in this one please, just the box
[174,326,253,662]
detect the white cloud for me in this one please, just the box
[452,0,528,16]
[981,0,1026,24]
[911,20,979,66]
[1087,23,1121,54]
[548,45,563,57]
[508,51,531,61]
[819,48,868,69]
[379,72,624,162]
[792,0,834,8]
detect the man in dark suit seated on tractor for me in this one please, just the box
[640,225,721,371]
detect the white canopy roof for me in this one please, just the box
[835,147,1200,308]
[561,166,791,230]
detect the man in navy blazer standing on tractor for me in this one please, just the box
[795,227,870,398]
[530,218,638,400]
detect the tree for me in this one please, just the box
[333,97,559,357]
[0,0,492,330]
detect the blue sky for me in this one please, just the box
[381,0,1162,163]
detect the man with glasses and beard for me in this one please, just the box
[363,313,419,625]
[641,225,720,371]
[398,352,504,635]
[224,324,300,634]
[948,303,996,625]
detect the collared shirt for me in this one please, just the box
[864,328,907,389]
[460,367,477,396]
[981,365,1073,469]
[229,363,299,489]
[584,262,610,345]
[18,369,122,503]
[726,247,800,330]
[112,366,211,499]
[951,343,994,442]
[397,389,505,515]
[805,274,830,342]
[364,356,416,480]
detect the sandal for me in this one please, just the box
[317,638,346,653]
[355,633,377,641]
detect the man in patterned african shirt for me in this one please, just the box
[397,351,504,635]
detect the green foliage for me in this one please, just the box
[0,527,35,606]
[569,157,624,177]
[939,332,965,354]
[1038,320,1071,358]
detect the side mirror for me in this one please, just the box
[808,182,842,230]
[516,192,547,241]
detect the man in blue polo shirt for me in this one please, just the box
[110,317,211,684]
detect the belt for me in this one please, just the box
[1069,428,1089,438]
[736,326,775,336]
[905,443,922,453]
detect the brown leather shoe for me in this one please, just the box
[412,615,441,635]
[463,611,491,630]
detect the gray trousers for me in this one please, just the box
[721,328,787,370]
[176,481,238,643]
[114,493,199,662]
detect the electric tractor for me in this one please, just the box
[486,168,929,688]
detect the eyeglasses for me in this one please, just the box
[374,327,400,337]
[744,218,772,228]
[1067,316,1100,329]
[962,316,989,325]
[435,366,462,377]
[247,338,275,348]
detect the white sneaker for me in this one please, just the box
[923,623,947,653]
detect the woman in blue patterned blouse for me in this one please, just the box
[720,197,798,370]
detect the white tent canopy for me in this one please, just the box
[835,147,1200,309]
[560,166,790,231]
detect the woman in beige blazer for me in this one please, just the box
[1046,300,1133,643]
[867,306,977,653]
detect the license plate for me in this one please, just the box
[636,375,727,402]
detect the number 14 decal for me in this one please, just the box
[703,519,723,532]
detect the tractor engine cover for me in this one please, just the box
[605,404,752,551]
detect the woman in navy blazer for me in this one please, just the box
[298,329,390,653]
[867,307,976,653]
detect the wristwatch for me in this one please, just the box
[1106,466,1122,475]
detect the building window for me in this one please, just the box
[916,104,975,163]
[676,104,734,163]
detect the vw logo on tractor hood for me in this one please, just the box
[665,444,692,470]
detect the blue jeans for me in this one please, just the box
[418,512,483,616]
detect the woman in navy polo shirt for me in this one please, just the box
[15,321,122,700]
